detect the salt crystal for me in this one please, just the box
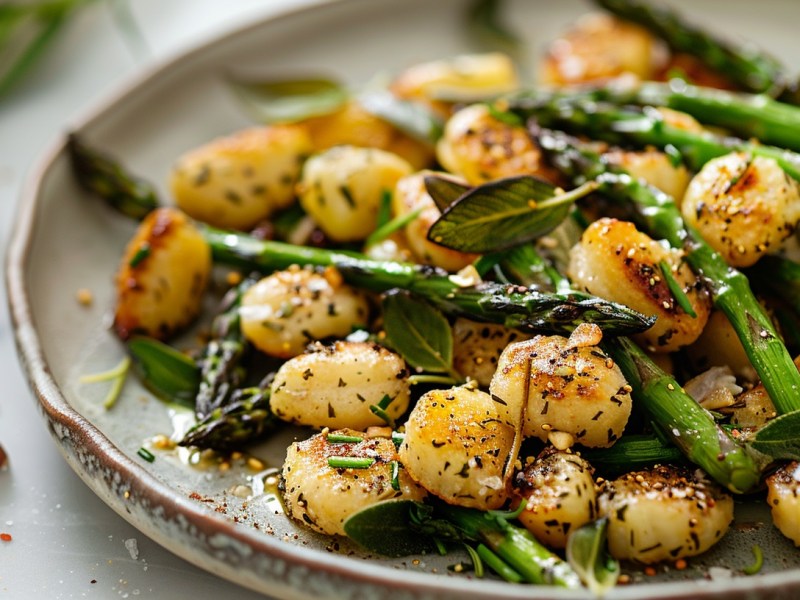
[124,538,139,560]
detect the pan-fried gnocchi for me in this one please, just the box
[569,218,711,352]
[298,145,413,242]
[514,450,597,549]
[451,318,532,387]
[169,125,312,230]
[270,341,410,429]
[682,153,800,267]
[766,462,800,546]
[239,266,369,358]
[113,207,211,340]
[489,324,632,448]
[282,428,426,536]
[599,465,734,563]
[399,385,519,510]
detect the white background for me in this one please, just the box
[0,2,314,598]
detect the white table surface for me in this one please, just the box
[0,2,315,598]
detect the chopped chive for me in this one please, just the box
[326,433,363,444]
[743,544,764,575]
[391,431,405,448]
[369,404,395,427]
[128,242,150,267]
[390,460,400,491]
[659,261,697,318]
[137,447,155,462]
[365,206,423,248]
[369,394,396,427]
[476,543,524,583]
[327,456,375,469]
[464,543,485,578]
[434,538,449,556]
[488,499,526,520]
[79,356,131,409]
[375,188,393,229]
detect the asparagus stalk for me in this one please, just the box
[440,505,581,587]
[495,230,761,493]
[603,336,760,494]
[194,277,257,419]
[204,227,653,337]
[578,434,685,477]
[67,134,158,220]
[564,80,800,153]
[179,385,276,450]
[509,94,800,182]
[530,128,800,415]
[592,0,791,97]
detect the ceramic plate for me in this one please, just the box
[7,0,800,597]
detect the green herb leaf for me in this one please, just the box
[127,336,199,409]
[358,89,444,145]
[475,543,523,583]
[375,189,393,229]
[343,500,436,557]
[749,409,800,460]
[743,544,764,575]
[137,447,155,463]
[659,261,697,318]
[566,518,620,597]
[428,176,598,253]
[423,174,471,212]
[229,77,348,124]
[382,291,453,374]
[365,206,423,248]
[328,456,375,469]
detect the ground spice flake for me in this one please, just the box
[1,533,12,542]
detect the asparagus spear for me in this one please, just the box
[194,276,257,419]
[495,233,761,493]
[67,134,158,220]
[563,80,800,153]
[508,93,800,181]
[592,0,791,97]
[179,385,276,450]
[531,128,800,416]
[431,505,581,587]
[204,227,654,337]
[603,336,761,494]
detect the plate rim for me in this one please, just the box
[6,0,800,597]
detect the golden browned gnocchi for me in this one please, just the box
[514,449,597,549]
[489,324,632,448]
[282,428,426,536]
[766,462,800,546]
[239,266,369,358]
[436,103,561,185]
[390,52,519,116]
[303,100,434,170]
[451,318,532,387]
[599,465,734,563]
[114,207,211,340]
[399,385,518,510]
[270,341,410,429]
[538,13,660,86]
[682,152,800,267]
[392,172,478,271]
[568,218,711,352]
[169,125,312,230]
[602,148,691,201]
[298,145,413,242]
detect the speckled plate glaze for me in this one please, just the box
[7,0,800,597]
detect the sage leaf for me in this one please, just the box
[358,89,444,145]
[749,409,800,460]
[229,77,348,124]
[423,174,471,212]
[127,336,199,409]
[566,518,619,597]
[343,500,436,557]
[382,290,453,374]
[427,176,598,253]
